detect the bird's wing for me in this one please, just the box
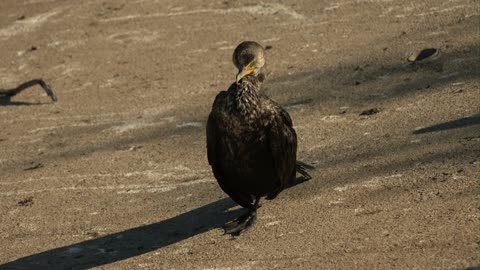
[206,91,227,166]
[207,91,254,207]
[267,104,298,187]
[207,92,230,194]
[206,113,218,166]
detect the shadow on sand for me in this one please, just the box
[0,198,241,270]
[413,114,480,134]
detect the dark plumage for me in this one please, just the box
[207,41,312,235]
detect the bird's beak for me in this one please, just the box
[236,62,256,83]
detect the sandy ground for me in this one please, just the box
[0,0,479,269]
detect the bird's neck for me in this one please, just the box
[229,76,263,115]
[237,75,261,93]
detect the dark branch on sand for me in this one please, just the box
[0,79,57,102]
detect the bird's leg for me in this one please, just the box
[223,197,260,236]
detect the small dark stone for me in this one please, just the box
[354,81,361,85]
[29,46,37,51]
[18,196,34,207]
[408,48,439,62]
[17,15,26,20]
[265,45,273,50]
[24,162,44,171]
[359,108,380,116]
[86,231,99,238]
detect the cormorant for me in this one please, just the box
[207,41,313,236]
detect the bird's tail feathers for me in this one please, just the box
[296,160,315,170]
[295,160,314,181]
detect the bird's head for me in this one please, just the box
[232,41,266,83]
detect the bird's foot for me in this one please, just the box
[223,210,257,236]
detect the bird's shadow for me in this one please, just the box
[0,198,242,270]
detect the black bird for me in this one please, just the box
[206,41,313,235]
